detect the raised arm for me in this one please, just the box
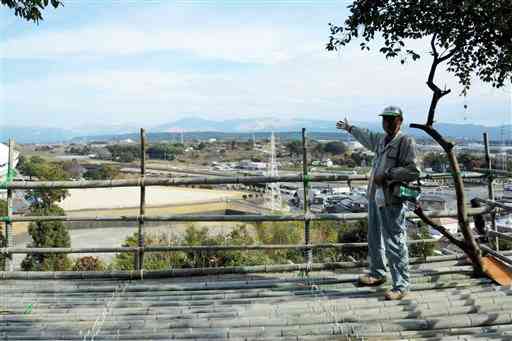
[336,118,383,153]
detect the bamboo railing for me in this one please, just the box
[1,129,511,276]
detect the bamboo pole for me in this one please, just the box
[0,239,441,255]
[473,168,512,177]
[474,197,511,212]
[481,244,512,266]
[301,128,312,265]
[483,132,498,251]
[0,253,492,280]
[5,173,486,190]
[488,230,512,242]
[5,206,491,223]
[136,128,146,270]
[3,138,14,271]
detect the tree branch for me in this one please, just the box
[430,33,439,59]
[413,205,467,251]
[438,46,458,63]
[425,35,459,126]
[411,38,484,275]
[409,124,454,150]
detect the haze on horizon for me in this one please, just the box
[1,1,511,129]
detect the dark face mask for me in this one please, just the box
[382,116,402,136]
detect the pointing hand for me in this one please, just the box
[336,117,352,132]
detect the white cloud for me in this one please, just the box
[4,45,510,128]
[0,17,318,65]
[1,2,510,127]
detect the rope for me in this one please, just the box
[0,168,16,189]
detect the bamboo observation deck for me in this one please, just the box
[1,129,512,339]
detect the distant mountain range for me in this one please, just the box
[2,117,511,144]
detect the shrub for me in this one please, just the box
[254,221,303,264]
[111,232,187,271]
[73,256,106,271]
[409,224,436,259]
[337,220,368,261]
[21,205,72,271]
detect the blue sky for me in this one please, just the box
[0,0,510,129]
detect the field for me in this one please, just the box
[11,187,245,237]
[59,186,244,211]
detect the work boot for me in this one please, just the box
[384,289,408,301]
[358,274,386,286]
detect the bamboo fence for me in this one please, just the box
[1,129,511,274]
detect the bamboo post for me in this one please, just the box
[136,128,146,270]
[4,138,14,271]
[302,128,312,265]
[483,132,498,251]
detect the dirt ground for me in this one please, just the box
[11,190,242,237]
[59,186,244,211]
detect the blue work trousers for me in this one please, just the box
[367,199,409,291]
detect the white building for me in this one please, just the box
[238,160,267,170]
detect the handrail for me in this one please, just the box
[5,172,488,190]
[4,206,492,223]
[1,239,440,255]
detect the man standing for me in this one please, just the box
[336,106,420,300]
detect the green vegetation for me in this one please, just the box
[2,0,62,23]
[84,164,120,180]
[106,144,141,163]
[423,152,483,172]
[337,220,368,261]
[422,152,449,172]
[490,236,512,251]
[65,145,92,156]
[328,1,512,92]
[146,143,183,160]
[409,224,436,259]
[109,219,436,270]
[18,156,72,271]
[323,141,347,155]
[73,256,107,271]
[21,205,72,271]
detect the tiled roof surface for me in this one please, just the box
[1,254,512,340]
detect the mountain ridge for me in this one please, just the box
[2,117,511,143]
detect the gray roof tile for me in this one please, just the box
[1,255,511,340]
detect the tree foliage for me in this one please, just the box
[285,140,302,157]
[327,1,512,93]
[21,156,69,209]
[1,0,62,23]
[409,223,436,258]
[106,144,140,163]
[72,256,106,271]
[323,141,347,155]
[21,205,72,271]
[422,152,449,172]
[146,143,181,160]
[18,157,72,271]
[84,164,120,180]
